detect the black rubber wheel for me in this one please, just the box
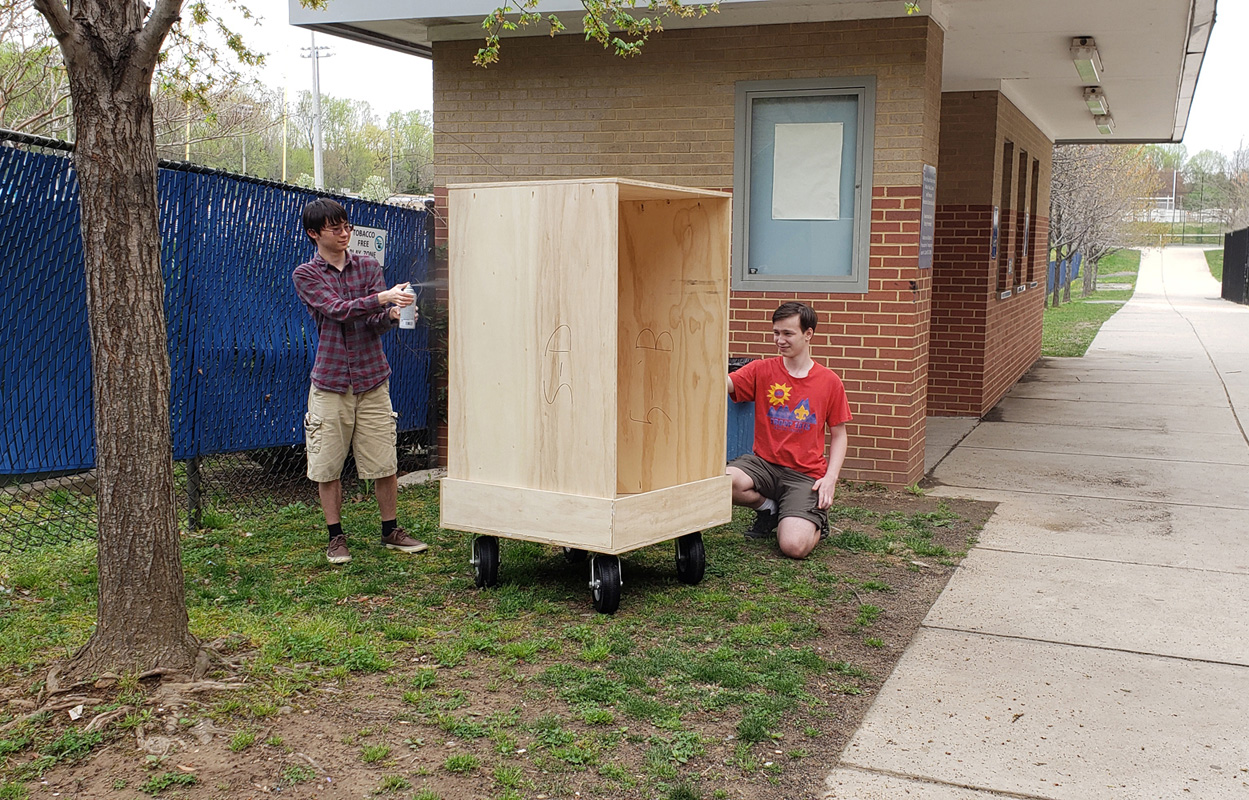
[589,554,622,615]
[562,547,588,564]
[675,531,706,585]
[472,535,499,588]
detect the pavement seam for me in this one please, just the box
[1000,394,1230,408]
[969,413,1237,435]
[919,625,1249,670]
[827,764,1056,799]
[926,484,1249,512]
[1158,248,1249,452]
[971,544,1249,577]
[952,444,1249,468]
[924,418,982,477]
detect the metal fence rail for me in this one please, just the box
[0,131,435,553]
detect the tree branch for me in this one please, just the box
[30,0,72,39]
[135,0,184,65]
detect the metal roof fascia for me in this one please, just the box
[1172,0,1217,142]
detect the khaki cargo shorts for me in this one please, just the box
[304,381,398,483]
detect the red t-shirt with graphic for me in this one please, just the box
[730,357,852,479]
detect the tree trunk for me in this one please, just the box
[1082,256,1097,297]
[42,0,198,676]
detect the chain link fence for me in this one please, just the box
[0,130,437,554]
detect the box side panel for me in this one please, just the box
[611,475,733,552]
[440,478,613,551]
[616,197,731,494]
[448,183,618,497]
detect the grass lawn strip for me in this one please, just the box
[0,483,991,800]
[1042,248,1139,358]
[1205,249,1223,283]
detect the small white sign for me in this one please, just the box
[348,225,387,266]
[772,122,843,221]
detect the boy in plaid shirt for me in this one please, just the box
[293,198,428,564]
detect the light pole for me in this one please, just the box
[239,103,254,174]
[301,32,333,189]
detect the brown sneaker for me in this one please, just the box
[381,527,428,554]
[326,535,352,564]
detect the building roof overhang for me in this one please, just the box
[289,0,1216,143]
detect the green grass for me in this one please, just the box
[1096,248,1141,277]
[1206,249,1223,282]
[140,771,197,794]
[0,481,977,798]
[443,753,481,773]
[1043,248,1141,357]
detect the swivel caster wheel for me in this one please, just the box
[471,535,499,588]
[589,554,622,614]
[675,531,706,585]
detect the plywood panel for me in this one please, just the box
[448,182,618,497]
[612,475,733,551]
[616,197,731,494]
[441,476,731,555]
[440,478,613,551]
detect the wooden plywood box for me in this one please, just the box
[441,178,733,555]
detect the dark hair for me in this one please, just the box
[773,301,817,333]
[302,198,348,239]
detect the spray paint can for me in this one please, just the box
[398,286,418,329]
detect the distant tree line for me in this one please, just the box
[1,3,433,199]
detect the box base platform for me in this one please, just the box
[439,475,732,555]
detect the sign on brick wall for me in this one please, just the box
[919,163,936,270]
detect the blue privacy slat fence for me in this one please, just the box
[0,138,433,479]
[1046,252,1082,294]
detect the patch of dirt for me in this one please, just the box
[12,491,995,800]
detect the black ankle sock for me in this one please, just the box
[381,519,397,537]
[327,522,344,542]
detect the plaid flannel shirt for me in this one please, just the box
[292,251,396,394]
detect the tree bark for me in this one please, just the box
[35,0,197,676]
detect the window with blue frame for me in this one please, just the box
[732,78,876,293]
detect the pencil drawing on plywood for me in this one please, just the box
[630,326,675,426]
[542,324,573,405]
[634,328,674,351]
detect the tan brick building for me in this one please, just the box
[294,0,1213,487]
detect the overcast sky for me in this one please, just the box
[249,9,433,120]
[256,4,1245,155]
[1181,1,1248,156]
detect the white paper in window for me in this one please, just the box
[771,122,843,220]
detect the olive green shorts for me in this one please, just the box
[304,380,398,483]
[727,453,828,531]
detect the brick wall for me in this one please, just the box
[431,16,945,486]
[928,91,1052,417]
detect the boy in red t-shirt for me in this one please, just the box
[727,302,851,559]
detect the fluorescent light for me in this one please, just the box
[1084,87,1109,115]
[1071,36,1102,83]
[1094,114,1115,135]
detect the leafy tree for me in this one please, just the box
[1179,146,1249,229]
[359,174,390,203]
[1050,144,1155,303]
[0,2,70,135]
[385,110,434,194]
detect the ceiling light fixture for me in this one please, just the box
[1083,87,1109,115]
[1094,114,1115,135]
[1071,36,1102,83]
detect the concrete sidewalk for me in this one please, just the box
[825,247,1249,799]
